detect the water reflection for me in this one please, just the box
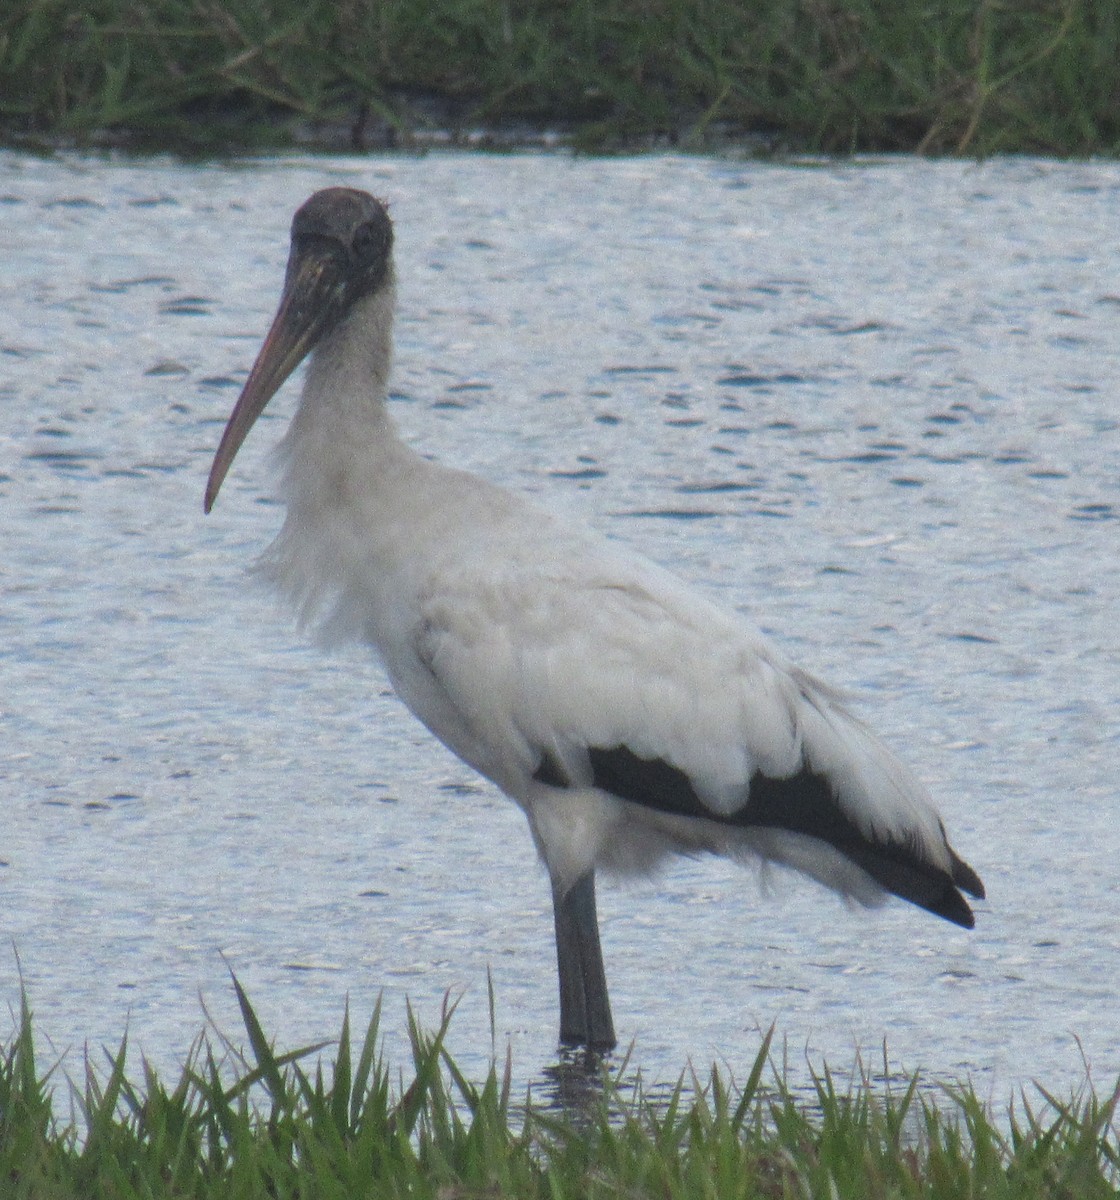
[536,1045,616,1123]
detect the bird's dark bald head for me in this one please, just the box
[287,187,394,302]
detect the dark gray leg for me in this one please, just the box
[551,869,616,1050]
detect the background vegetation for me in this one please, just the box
[2,0,1118,154]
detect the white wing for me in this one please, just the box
[405,515,979,920]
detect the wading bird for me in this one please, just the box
[204,188,984,1050]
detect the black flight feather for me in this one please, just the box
[534,744,983,928]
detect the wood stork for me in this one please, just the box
[204,187,984,1050]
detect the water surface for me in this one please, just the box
[2,151,1119,1102]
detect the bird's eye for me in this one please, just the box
[352,222,382,262]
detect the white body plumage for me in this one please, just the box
[205,189,983,1048]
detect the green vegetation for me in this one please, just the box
[1,0,1118,154]
[2,976,1118,1198]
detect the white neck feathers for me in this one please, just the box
[296,274,398,431]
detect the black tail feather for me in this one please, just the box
[540,744,984,927]
[949,845,986,899]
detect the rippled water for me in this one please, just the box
[3,151,1119,1103]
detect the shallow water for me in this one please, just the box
[2,151,1119,1104]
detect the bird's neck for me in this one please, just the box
[266,275,429,644]
[293,278,398,442]
[276,275,425,535]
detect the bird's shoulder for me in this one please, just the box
[414,492,751,656]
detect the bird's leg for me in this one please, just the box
[551,869,616,1050]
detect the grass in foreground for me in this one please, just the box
[1,975,1118,1198]
[2,0,1119,155]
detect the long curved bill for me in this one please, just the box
[204,252,343,513]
